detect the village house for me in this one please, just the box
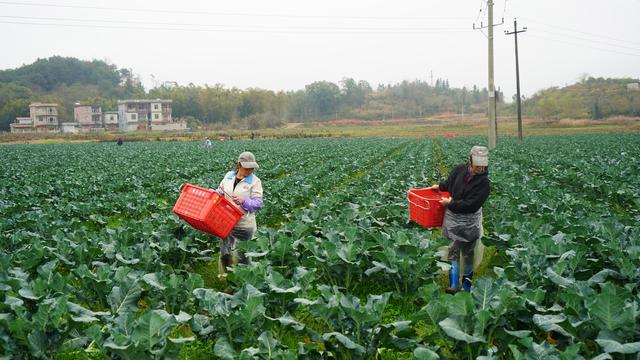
[117,99,185,131]
[73,103,103,132]
[10,103,59,133]
[10,99,184,133]
[103,111,119,131]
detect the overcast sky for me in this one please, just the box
[1,0,639,100]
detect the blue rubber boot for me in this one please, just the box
[446,261,460,294]
[462,272,473,292]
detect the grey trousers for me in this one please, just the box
[447,239,476,276]
[220,226,254,265]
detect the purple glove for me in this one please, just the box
[241,197,263,213]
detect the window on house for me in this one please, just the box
[48,108,53,114]
[48,117,55,123]
[154,114,159,119]
[154,104,159,110]
[131,114,137,120]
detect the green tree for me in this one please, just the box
[0,98,31,131]
[0,83,33,131]
[592,98,603,119]
[536,91,560,119]
[305,81,340,120]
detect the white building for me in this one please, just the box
[117,99,176,131]
[103,111,119,131]
[60,123,79,133]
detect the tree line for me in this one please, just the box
[0,56,496,131]
[1,57,637,131]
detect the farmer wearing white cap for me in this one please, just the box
[430,145,490,293]
[216,151,263,275]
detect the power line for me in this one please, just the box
[502,0,509,20]
[0,20,470,34]
[528,34,640,57]
[474,0,486,23]
[521,17,640,46]
[535,28,640,53]
[0,15,470,32]
[0,1,469,21]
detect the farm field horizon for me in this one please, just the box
[1,134,639,359]
[1,115,639,145]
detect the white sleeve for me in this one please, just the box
[252,178,263,199]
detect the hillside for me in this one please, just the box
[516,77,640,119]
[0,57,145,130]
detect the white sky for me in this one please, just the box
[1,0,639,100]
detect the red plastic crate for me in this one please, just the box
[407,188,451,228]
[173,183,244,238]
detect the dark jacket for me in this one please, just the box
[439,164,490,214]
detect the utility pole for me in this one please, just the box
[505,19,527,141]
[474,1,503,149]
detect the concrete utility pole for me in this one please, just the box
[474,1,503,149]
[505,19,527,141]
[487,0,497,149]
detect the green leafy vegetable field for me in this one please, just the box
[1,135,639,359]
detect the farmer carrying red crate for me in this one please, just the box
[214,151,264,275]
[430,146,490,294]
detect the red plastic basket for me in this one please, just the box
[407,188,451,228]
[173,183,244,238]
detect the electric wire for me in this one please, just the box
[0,20,470,34]
[528,34,640,58]
[502,0,509,20]
[474,0,485,23]
[0,15,470,32]
[535,28,640,53]
[521,17,640,46]
[0,1,469,21]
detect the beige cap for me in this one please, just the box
[470,146,489,166]
[238,151,259,169]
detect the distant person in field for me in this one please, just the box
[204,137,212,148]
[117,138,123,146]
[215,152,263,275]
[430,145,490,294]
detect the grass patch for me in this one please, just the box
[435,244,499,290]
[191,256,227,291]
